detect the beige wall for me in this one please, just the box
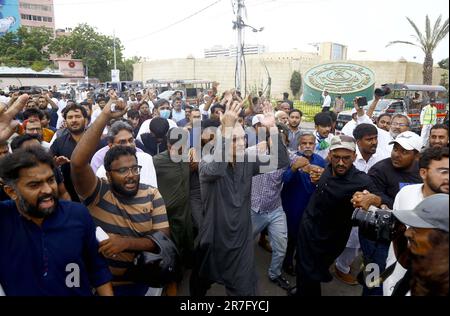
[19,0,55,32]
[134,53,448,99]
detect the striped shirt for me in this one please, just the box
[83,178,169,280]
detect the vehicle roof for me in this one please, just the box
[385,83,447,92]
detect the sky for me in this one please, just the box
[53,0,449,63]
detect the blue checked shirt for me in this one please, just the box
[251,168,285,213]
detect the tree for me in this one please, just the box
[440,73,449,90]
[290,71,302,98]
[118,56,141,81]
[438,58,449,69]
[49,23,125,82]
[0,26,54,71]
[387,15,449,85]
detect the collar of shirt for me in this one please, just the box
[354,149,381,173]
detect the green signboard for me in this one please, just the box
[303,62,376,105]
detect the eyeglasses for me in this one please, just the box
[428,168,449,176]
[110,165,142,176]
[391,122,408,127]
[330,155,353,163]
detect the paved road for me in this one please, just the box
[178,121,363,297]
[178,242,363,296]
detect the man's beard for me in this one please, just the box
[67,124,85,135]
[390,130,400,139]
[18,193,58,219]
[427,178,449,194]
[111,179,139,198]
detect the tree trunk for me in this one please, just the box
[423,53,434,85]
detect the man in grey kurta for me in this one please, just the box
[190,100,290,296]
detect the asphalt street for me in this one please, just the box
[178,242,363,296]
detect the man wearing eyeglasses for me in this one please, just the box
[93,120,158,188]
[383,146,448,296]
[359,131,423,295]
[290,135,384,296]
[71,95,170,296]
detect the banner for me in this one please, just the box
[0,0,20,36]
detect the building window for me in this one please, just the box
[20,3,52,12]
[20,14,53,23]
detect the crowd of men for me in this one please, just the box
[0,83,448,297]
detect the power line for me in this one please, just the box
[124,0,223,43]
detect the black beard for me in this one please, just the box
[18,193,58,219]
[67,125,85,135]
[427,179,449,195]
[111,179,139,198]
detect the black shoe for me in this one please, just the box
[287,285,297,296]
[270,275,291,290]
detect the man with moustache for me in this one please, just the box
[0,147,113,296]
[287,109,303,152]
[281,132,326,276]
[428,124,449,149]
[383,146,449,296]
[335,124,383,285]
[70,96,170,296]
[50,104,90,202]
[359,131,423,295]
[291,135,383,296]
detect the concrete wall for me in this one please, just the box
[134,54,448,99]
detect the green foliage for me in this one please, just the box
[49,23,139,82]
[290,71,302,98]
[49,24,117,81]
[294,100,322,122]
[118,56,141,81]
[387,15,449,84]
[0,26,53,69]
[438,58,449,69]
[0,24,139,81]
[440,72,449,90]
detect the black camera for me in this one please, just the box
[374,85,392,98]
[352,207,398,243]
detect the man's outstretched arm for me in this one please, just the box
[71,93,128,200]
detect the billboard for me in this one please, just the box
[0,0,21,36]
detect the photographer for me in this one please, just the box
[390,194,448,296]
[356,131,423,295]
[383,146,448,295]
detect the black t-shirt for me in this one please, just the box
[50,132,80,202]
[368,158,422,209]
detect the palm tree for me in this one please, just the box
[387,15,449,85]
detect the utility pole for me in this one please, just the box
[235,0,244,92]
[113,30,117,71]
[112,30,120,82]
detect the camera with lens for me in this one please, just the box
[352,206,398,243]
[374,84,392,98]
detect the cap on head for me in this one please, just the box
[329,135,356,152]
[252,114,265,127]
[394,194,449,232]
[389,131,423,152]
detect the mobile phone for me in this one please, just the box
[357,97,368,107]
[96,227,109,242]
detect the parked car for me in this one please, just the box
[335,99,406,132]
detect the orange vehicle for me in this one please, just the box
[382,84,448,133]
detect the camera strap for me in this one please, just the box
[361,261,397,289]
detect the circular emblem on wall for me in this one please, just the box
[304,63,375,94]
[68,61,76,68]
